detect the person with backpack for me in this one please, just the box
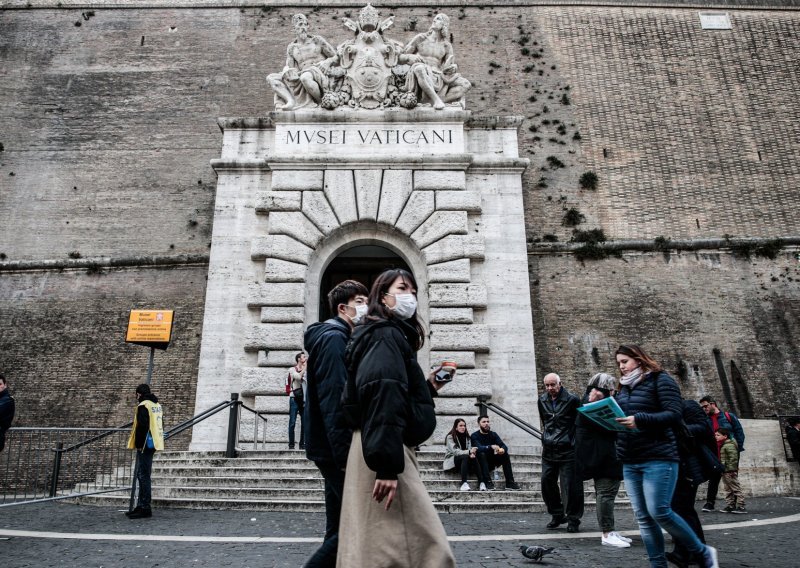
[126,383,164,519]
[698,396,746,512]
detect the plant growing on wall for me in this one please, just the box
[562,208,585,227]
[579,171,598,190]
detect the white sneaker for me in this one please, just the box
[610,531,632,544]
[479,482,487,491]
[602,534,631,548]
[460,482,471,491]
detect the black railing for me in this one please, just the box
[475,396,542,441]
[0,393,268,508]
[775,414,799,462]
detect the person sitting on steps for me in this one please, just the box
[469,416,521,491]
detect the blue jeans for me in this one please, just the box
[288,397,304,448]
[136,449,155,510]
[624,461,705,568]
[304,461,346,568]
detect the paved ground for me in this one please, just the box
[1,496,799,567]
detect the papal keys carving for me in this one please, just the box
[267,4,471,111]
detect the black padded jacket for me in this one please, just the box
[342,318,437,480]
[538,386,580,462]
[615,371,682,463]
[303,316,353,469]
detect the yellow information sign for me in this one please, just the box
[126,310,174,349]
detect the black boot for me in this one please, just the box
[127,508,152,519]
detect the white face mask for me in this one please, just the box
[351,304,368,325]
[388,293,417,320]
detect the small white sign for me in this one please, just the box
[699,13,732,30]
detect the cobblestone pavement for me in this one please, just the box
[1,497,798,567]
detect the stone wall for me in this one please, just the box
[1,3,799,429]
[0,266,206,427]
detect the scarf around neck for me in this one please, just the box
[619,367,644,388]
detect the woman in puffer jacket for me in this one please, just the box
[614,344,719,568]
[338,268,455,568]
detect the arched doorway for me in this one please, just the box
[318,244,411,320]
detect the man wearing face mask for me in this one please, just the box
[303,279,369,567]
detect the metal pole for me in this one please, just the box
[226,394,240,458]
[145,347,155,385]
[128,451,140,512]
[49,442,64,498]
[477,396,489,418]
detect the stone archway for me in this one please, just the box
[192,110,540,450]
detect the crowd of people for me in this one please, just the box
[285,269,762,568]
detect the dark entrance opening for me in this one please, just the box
[319,245,410,320]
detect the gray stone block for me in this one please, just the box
[251,235,313,264]
[428,258,471,283]
[430,351,476,369]
[301,192,339,236]
[412,211,468,249]
[324,169,358,225]
[267,212,323,248]
[430,308,474,324]
[241,367,290,396]
[256,191,301,213]
[414,170,466,191]
[264,258,306,282]
[435,369,492,397]
[429,283,488,308]
[248,282,305,307]
[395,191,435,236]
[436,190,481,212]
[245,323,304,352]
[271,170,323,191]
[430,324,491,352]
[377,169,413,225]
[354,169,382,221]
[260,307,305,323]
[258,350,301,368]
[422,234,485,264]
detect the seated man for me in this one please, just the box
[470,416,521,490]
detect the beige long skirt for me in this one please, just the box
[336,431,456,568]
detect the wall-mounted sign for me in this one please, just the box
[125,310,174,350]
[699,13,732,30]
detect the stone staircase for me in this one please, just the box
[76,446,629,513]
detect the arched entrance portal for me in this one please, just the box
[319,244,411,320]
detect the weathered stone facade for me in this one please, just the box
[1,2,799,435]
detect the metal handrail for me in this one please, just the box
[476,396,542,441]
[1,394,258,508]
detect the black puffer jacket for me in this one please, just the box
[538,385,580,461]
[303,316,353,469]
[679,399,716,486]
[342,318,437,480]
[615,371,682,463]
[575,387,623,481]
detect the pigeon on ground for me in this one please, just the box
[519,545,556,562]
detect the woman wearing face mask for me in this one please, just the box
[614,345,719,568]
[338,268,455,567]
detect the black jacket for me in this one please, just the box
[342,318,437,480]
[0,389,15,452]
[679,399,716,486]
[134,393,159,449]
[303,316,353,469]
[575,387,623,481]
[615,371,682,463]
[470,430,509,455]
[538,385,580,461]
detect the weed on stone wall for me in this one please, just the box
[562,208,585,227]
[579,171,598,190]
[571,228,620,261]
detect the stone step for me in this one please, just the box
[76,493,629,514]
[151,456,543,469]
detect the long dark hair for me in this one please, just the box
[615,344,663,374]
[366,268,425,350]
[445,418,468,445]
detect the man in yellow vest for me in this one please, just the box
[126,383,164,519]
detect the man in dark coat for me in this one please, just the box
[699,396,746,512]
[303,279,368,568]
[0,373,16,453]
[786,417,800,463]
[538,373,583,532]
[470,416,521,491]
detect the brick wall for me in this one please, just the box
[0,266,206,427]
[1,4,798,425]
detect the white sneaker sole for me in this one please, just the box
[601,541,631,548]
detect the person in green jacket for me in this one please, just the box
[715,428,746,514]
